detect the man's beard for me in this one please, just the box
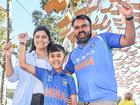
[76,31,92,44]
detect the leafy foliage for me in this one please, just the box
[6,89,14,99]
[40,0,48,8]
[32,10,62,43]
[0,9,7,65]
[0,10,7,43]
[0,9,7,104]
[0,10,6,22]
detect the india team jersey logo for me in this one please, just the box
[62,79,68,86]
[48,75,52,82]
[90,42,95,48]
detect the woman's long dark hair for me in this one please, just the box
[29,26,52,52]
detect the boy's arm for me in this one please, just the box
[18,33,35,75]
[70,94,77,105]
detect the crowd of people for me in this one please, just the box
[4,1,136,105]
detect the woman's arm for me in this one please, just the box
[4,42,14,77]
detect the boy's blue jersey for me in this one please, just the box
[65,32,123,102]
[35,67,77,105]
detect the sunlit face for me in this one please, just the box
[48,51,65,72]
[73,19,91,44]
[34,31,50,50]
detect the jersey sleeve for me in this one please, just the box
[68,76,77,95]
[65,54,75,74]
[35,66,46,82]
[6,60,19,82]
[100,32,123,48]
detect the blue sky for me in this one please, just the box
[1,0,43,40]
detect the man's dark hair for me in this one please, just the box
[48,44,66,55]
[29,26,52,52]
[72,14,92,27]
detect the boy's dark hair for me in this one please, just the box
[72,14,92,27]
[29,26,52,52]
[48,44,66,55]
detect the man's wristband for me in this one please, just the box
[125,16,134,21]
[20,42,26,45]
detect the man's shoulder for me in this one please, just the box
[97,32,109,37]
[96,32,113,41]
[69,47,78,56]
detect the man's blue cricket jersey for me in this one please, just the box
[65,32,123,102]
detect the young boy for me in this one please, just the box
[18,33,77,105]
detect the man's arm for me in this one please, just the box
[117,2,136,47]
[18,33,35,75]
[120,16,135,47]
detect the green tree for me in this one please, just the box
[32,10,61,44]
[0,8,7,104]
